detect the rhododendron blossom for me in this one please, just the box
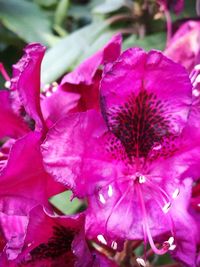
[42,47,197,264]
[1,6,200,264]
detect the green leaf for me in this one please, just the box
[93,0,131,14]
[41,21,109,84]
[34,0,57,7]
[54,0,70,27]
[123,32,166,51]
[49,190,83,215]
[0,0,58,46]
[76,30,117,65]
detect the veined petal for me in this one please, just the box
[60,34,122,112]
[61,34,122,86]
[42,110,115,198]
[0,132,64,203]
[100,48,192,160]
[0,90,29,139]
[11,43,46,131]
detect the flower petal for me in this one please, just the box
[11,43,46,131]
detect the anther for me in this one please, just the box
[4,81,11,89]
[139,175,146,184]
[108,185,113,197]
[162,202,171,213]
[192,89,200,97]
[99,193,106,204]
[43,84,50,91]
[97,234,107,245]
[164,236,176,251]
[172,188,180,199]
[46,91,52,97]
[136,258,146,267]
[111,241,117,250]
[194,64,200,70]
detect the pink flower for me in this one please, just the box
[0,90,29,139]
[164,21,200,72]
[0,132,64,261]
[42,48,195,258]
[0,43,80,138]
[59,34,122,112]
[1,206,118,267]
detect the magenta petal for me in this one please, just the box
[61,34,122,86]
[12,206,92,267]
[41,88,80,127]
[0,132,63,202]
[11,43,46,131]
[60,34,122,112]
[42,110,115,198]
[165,21,200,72]
[100,48,192,148]
[0,90,29,139]
[168,179,198,267]
[0,205,30,261]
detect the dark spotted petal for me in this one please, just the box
[100,48,192,161]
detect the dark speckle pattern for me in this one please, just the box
[30,225,74,260]
[104,90,176,161]
[19,225,75,266]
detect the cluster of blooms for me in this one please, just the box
[0,8,200,267]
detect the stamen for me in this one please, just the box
[4,81,11,89]
[139,175,146,184]
[163,236,176,251]
[162,202,171,213]
[111,241,117,250]
[172,188,180,199]
[195,74,200,84]
[136,184,170,255]
[97,234,107,245]
[105,186,131,232]
[145,178,171,204]
[198,203,200,207]
[43,84,50,91]
[136,257,146,267]
[0,63,10,81]
[99,193,106,204]
[192,89,200,97]
[52,82,58,92]
[195,64,200,71]
[46,91,52,97]
[152,143,162,150]
[108,185,113,197]
[168,236,174,246]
